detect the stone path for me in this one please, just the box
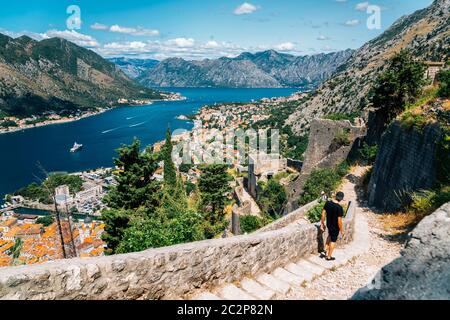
[192,166,403,300]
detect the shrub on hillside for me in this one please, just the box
[359,143,378,164]
[436,69,450,99]
[400,112,428,130]
[257,179,287,218]
[240,215,270,234]
[298,162,350,206]
[306,202,325,223]
[410,186,450,217]
[371,50,427,121]
[325,112,360,125]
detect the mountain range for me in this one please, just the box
[109,50,354,88]
[287,0,449,134]
[0,34,162,117]
[108,57,160,79]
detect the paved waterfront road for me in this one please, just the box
[0,88,298,203]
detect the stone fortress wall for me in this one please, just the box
[0,200,356,300]
[368,121,443,212]
[286,119,366,212]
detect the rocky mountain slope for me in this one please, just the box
[135,49,353,88]
[353,202,450,300]
[287,0,450,134]
[108,57,159,79]
[0,34,162,117]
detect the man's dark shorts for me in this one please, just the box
[328,228,340,242]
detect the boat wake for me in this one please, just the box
[102,127,121,134]
[129,122,147,128]
[126,117,136,120]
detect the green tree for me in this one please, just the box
[101,209,132,254]
[371,50,426,121]
[437,69,450,98]
[198,164,232,225]
[104,138,160,210]
[102,139,161,254]
[116,189,205,253]
[162,128,177,188]
[116,213,170,253]
[36,216,55,227]
[258,179,287,218]
[359,143,379,164]
[15,173,83,204]
[298,162,350,206]
[240,215,269,234]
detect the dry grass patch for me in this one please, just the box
[442,100,450,111]
[379,212,423,241]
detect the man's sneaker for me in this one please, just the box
[325,257,336,261]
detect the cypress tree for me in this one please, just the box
[163,128,177,188]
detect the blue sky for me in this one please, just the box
[0,0,433,60]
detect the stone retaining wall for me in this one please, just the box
[368,121,443,212]
[0,200,356,300]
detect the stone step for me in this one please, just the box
[216,284,256,300]
[333,249,354,265]
[284,263,315,282]
[255,273,291,295]
[194,292,222,300]
[271,267,305,287]
[239,278,276,300]
[307,254,341,270]
[295,259,326,277]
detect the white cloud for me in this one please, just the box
[204,40,219,48]
[274,42,296,51]
[317,35,330,41]
[166,38,195,48]
[355,2,370,11]
[0,28,99,47]
[109,25,160,36]
[90,23,109,30]
[104,41,147,51]
[0,29,45,40]
[234,2,259,15]
[321,45,335,52]
[96,37,309,60]
[344,19,360,26]
[42,30,99,47]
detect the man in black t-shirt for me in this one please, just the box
[320,192,345,261]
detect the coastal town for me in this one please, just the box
[0,92,185,135]
[193,91,308,130]
[0,167,118,267]
[0,91,308,267]
[0,213,106,267]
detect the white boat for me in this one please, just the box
[70,142,83,153]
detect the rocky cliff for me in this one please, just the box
[353,202,450,300]
[136,50,353,88]
[287,0,449,134]
[108,57,159,79]
[0,34,162,117]
[368,121,443,212]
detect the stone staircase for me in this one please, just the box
[193,210,369,300]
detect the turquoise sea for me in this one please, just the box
[0,87,299,203]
